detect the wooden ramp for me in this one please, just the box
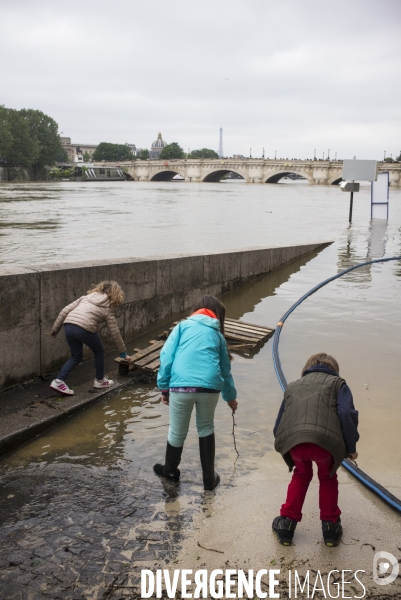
[115,318,274,376]
[224,318,274,351]
[115,340,164,376]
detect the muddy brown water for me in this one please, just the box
[0,181,400,489]
[0,181,400,597]
[0,178,398,266]
[1,220,400,494]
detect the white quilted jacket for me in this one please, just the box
[52,292,126,353]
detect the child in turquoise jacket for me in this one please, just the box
[154,295,238,490]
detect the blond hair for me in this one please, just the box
[88,280,124,307]
[302,353,339,375]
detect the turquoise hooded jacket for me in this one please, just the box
[157,314,237,401]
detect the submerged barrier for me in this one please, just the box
[271,256,401,513]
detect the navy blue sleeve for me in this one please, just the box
[336,384,360,454]
[273,398,285,437]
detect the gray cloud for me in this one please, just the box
[1,0,400,159]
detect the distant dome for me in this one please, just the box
[151,132,167,149]
[150,132,168,160]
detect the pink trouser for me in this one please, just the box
[280,442,341,523]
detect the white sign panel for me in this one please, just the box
[371,172,389,219]
[343,159,378,181]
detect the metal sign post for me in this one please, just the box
[340,181,360,222]
[341,160,378,222]
[349,191,353,223]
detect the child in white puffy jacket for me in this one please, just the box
[50,280,130,395]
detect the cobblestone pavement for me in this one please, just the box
[0,463,209,599]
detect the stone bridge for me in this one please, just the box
[96,159,401,186]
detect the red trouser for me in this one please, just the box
[280,442,341,523]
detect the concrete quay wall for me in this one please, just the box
[0,243,330,390]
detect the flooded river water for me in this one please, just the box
[0,180,400,597]
[0,179,398,266]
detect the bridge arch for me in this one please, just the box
[202,168,248,182]
[328,176,343,185]
[265,170,313,184]
[150,169,187,181]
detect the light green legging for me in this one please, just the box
[167,391,220,448]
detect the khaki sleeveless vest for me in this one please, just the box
[274,371,347,473]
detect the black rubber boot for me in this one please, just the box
[199,433,220,491]
[153,442,183,482]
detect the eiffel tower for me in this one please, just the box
[218,127,223,158]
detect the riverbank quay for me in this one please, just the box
[0,242,331,391]
[0,243,329,457]
[1,387,400,600]
[0,364,143,459]
[169,459,401,599]
[2,465,400,600]
[1,243,400,599]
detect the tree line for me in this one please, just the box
[384,154,401,163]
[0,105,67,180]
[93,142,219,161]
[92,143,142,161]
[0,105,221,180]
[157,144,218,160]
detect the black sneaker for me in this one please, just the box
[322,518,342,547]
[272,516,297,546]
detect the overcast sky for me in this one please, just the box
[1,0,400,159]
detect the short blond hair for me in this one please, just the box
[302,353,339,375]
[88,280,124,307]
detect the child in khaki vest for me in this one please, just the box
[273,353,359,547]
